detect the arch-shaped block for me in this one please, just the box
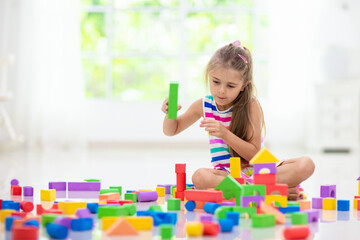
[265,195,287,208]
[241,196,265,207]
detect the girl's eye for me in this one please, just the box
[213,80,220,84]
[228,85,235,88]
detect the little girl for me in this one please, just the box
[161,41,315,200]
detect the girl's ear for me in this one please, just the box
[240,81,250,91]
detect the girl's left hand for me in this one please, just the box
[200,118,228,138]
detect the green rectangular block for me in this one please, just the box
[98,206,129,219]
[124,193,137,203]
[100,189,119,194]
[167,198,181,211]
[109,186,122,196]
[168,82,179,119]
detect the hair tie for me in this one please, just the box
[232,40,248,64]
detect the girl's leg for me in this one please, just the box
[276,156,315,200]
[192,168,228,189]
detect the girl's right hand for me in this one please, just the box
[161,98,182,114]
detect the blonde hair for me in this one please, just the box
[204,43,266,158]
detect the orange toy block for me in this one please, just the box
[298,200,311,211]
[260,202,285,224]
[195,201,205,210]
[185,189,223,203]
[105,218,138,236]
[266,184,288,196]
[99,192,120,201]
[253,174,276,185]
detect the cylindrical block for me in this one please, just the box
[137,191,158,202]
[20,201,34,213]
[23,187,34,196]
[202,222,219,236]
[185,201,196,211]
[230,157,241,178]
[204,202,221,214]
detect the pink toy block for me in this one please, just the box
[312,197,322,209]
[184,190,223,203]
[241,196,265,207]
[266,184,288,196]
[320,185,336,198]
[253,163,277,175]
[175,164,186,173]
[253,174,276,185]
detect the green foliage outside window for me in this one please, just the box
[81,0,268,100]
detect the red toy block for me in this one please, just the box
[266,184,288,196]
[177,173,186,192]
[253,174,276,185]
[185,189,223,203]
[36,203,61,215]
[175,163,186,173]
[175,191,185,201]
[0,199,2,209]
[118,200,133,206]
[357,199,360,211]
[283,226,310,240]
[12,226,39,240]
[202,222,219,236]
[20,201,34,213]
[11,212,27,218]
[11,185,22,195]
[235,178,246,184]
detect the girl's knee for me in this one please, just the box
[300,156,315,177]
[192,168,208,187]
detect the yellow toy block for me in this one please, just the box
[125,216,153,230]
[58,201,87,215]
[249,148,279,165]
[186,222,203,236]
[0,209,15,222]
[41,189,56,201]
[297,200,311,211]
[323,198,336,210]
[358,181,360,196]
[354,198,360,209]
[230,157,241,178]
[101,217,120,231]
[265,195,287,208]
[173,188,177,198]
[156,187,165,197]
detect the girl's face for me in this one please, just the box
[209,67,246,111]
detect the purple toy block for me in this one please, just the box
[54,217,72,229]
[312,197,323,209]
[241,196,265,208]
[320,185,336,198]
[49,182,67,191]
[76,208,92,218]
[157,184,172,194]
[200,214,213,222]
[137,191,158,202]
[23,186,33,196]
[68,182,101,191]
[303,209,320,222]
[10,179,19,186]
[253,163,277,175]
[68,191,99,199]
[221,201,236,207]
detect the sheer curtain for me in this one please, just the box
[13,0,87,149]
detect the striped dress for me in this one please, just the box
[203,95,253,176]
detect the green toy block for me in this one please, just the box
[124,193,137,203]
[242,185,266,196]
[287,201,300,206]
[41,214,59,227]
[149,205,163,212]
[98,206,129,219]
[215,175,243,200]
[84,179,101,182]
[291,212,308,225]
[168,82,179,119]
[214,206,234,219]
[233,206,257,218]
[160,224,173,239]
[167,198,181,211]
[123,203,137,216]
[252,214,275,228]
[100,189,119,194]
[109,186,122,196]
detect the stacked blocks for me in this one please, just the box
[175,164,186,200]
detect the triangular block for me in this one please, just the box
[105,218,138,236]
[249,148,279,165]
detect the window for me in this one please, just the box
[81,0,270,101]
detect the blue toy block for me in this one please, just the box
[87,202,99,214]
[5,216,21,231]
[226,212,240,226]
[136,211,177,226]
[126,190,135,193]
[70,218,93,231]
[337,200,350,211]
[219,219,234,232]
[278,206,300,214]
[24,219,40,228]
[185,201,196,211]
[4,201,20,211]
[204,202,221,214]
[46,223,69,239]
